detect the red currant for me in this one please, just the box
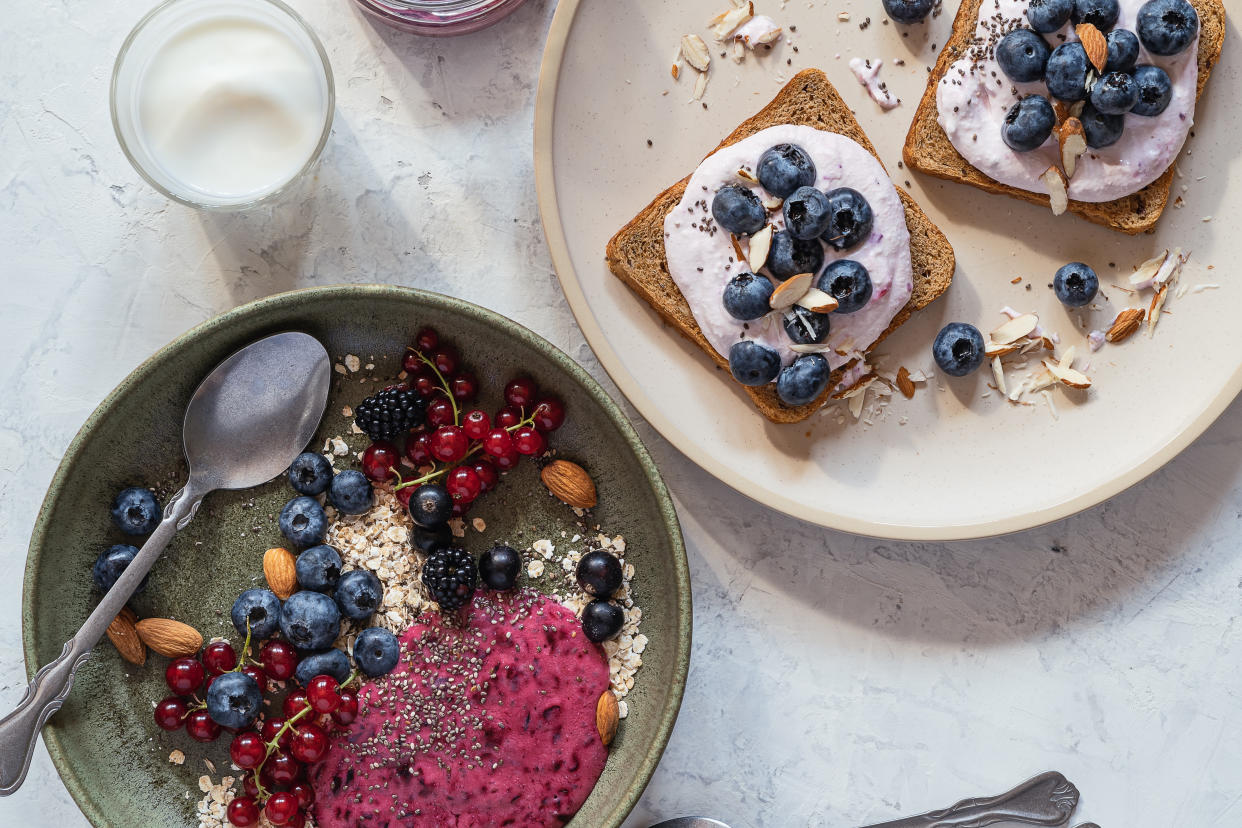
[451,500,470,518]
[185,709,221,742]
[230,731,267,769]
[289,722,330,763]
[291,782,315,809]
[226,795,261,827]
[332,690,359,726]
[395,485,414,508]
[403,349,431,375]
[412,374,438,397]
[414,327,439,353]
[241,664,267,691]
[461,409,490,440]
[283,811,307,828]
[445,466,482,504]
[450,373,478,402]
[306,675,341,714]
[426,396,455,428]
[261,640,299,682]
[492,448,521,471]
[262,717,292,749]
[154,697,188,731]
[405,431,433,466]
[482,428,513,457]
[504,377,538,409]
[471,458,499,492]
[361,441,400,482]
[165,658,206,695]
[494,405,522,429]
[265,791,300,825]
[432,347,458,376]
[532,398,566,432]
[429,426,469,463]
[242,773,261,799]
[512,426,547,456]
[264,750,303,785]
[283,688,310,718]
[203,641,238,675]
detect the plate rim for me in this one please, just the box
[532,0,1240,540]
[22,284,692,828]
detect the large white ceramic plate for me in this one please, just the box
[535,0,1238,540]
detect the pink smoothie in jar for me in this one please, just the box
[350,0,529,36]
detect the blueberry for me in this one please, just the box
[1131,64,1173,116]
[1072,0,1119,30]
[411,524,452,556]
[1079,103,1125,148]
[408,484,452,528]
[996,29,1052,83]
[1026,0,1074,33]
[711,185,766,236]
[756,144,816,198]
[1046,43,1091,102]
[782,306,831,346]
[818,260,873,314]
[1104,29,1140,73]
[205,671,262,729]
[766,230,824,281]
[722,272,775,321]
[231,588,282,639]
[110,487,160,535]
[91,544,148,594]
[783,187,832,240]
[821,188,874,251]
[881,0,934,23]
[576,550,623,598]
[353,627,400,677]
[728,341,782,387]
[294,648,351,686]
[279,496,327,547]
[1001,94,1056,152]
[776,354,831,406]
[295,544,343,592]
[1137,0,1198,56]
[581,600,626,643]
[1053,262,1100,307]
[288,452,333,496]
[279,590,341,651]
[328,469,373,515]
[1090,71,1139,115]
[932,323,985,377]
[479,544,521,591]
[335,569,383,622]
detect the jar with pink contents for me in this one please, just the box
[352,0,529,36]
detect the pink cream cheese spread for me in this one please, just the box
[935,0,1199,202]
[310,591,610,827]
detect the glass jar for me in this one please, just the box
[351,0,530,36]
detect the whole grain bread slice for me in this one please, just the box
[903,0,1225,235]
[605,69,955,425]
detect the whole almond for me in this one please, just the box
[895,367,916,400]
[263,547,298,600]
[540,460,598,509]
[106,608,145,666]
[1076,23,1108,73]
[1106,308,1145,343]
[596,690,620,746]
[135,618,203,658]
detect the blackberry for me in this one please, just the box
[421,547,477,611]
[353,386,425,441]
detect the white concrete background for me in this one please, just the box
[1,0,1240,826]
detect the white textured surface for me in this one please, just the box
[0,1,1240,826]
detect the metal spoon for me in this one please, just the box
[649,820,732,828]
[0,331,331,795]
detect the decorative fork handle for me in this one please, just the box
[0,483,205,796]
[859,771,1080,828]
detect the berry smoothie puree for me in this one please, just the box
[310,591,610,826]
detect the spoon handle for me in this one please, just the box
[858,772,1079,828]
[0,482,206,796]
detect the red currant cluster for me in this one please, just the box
[152,632,358,826]
[359,327,566,517]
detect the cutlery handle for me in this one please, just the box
[0,482,205,795]
[858,772,1079,828]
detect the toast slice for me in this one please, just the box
[903,0,1226,235]
[605,69,956,425]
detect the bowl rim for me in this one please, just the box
[22,284,691,828]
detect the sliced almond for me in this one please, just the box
[692,69,709,101]
[1076,23,1108,73]
[1153,247,1184,286]
[1058,118,1087,179]
[1129,249,1169,287]
[769,273,813,309]
[731,38,746,62]
[795,287,839,314]
[707,2,753,40]
[736,168,759,184]
[991,313,1039,345]
[788,343,832,354]
[729,234,745,263]
[895,367,916,399]
[991,356,1008,396]
[1042,166,1069,216]
[1042,358,1092,390]
[747,225,772,272]
[761,194,783,210]
[1058,345,1077,370]
[985,339,1024,358]
[1105,307,1144,342]
[1147,284,1168,336]
[680,34,711,72]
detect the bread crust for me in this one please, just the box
[902,0,1226,235]
[605,69,956,425]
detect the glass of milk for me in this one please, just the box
[111,0,335,209]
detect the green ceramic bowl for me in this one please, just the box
[22,286,690,827]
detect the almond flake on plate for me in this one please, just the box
[692,69,709,100]
[1129,249,1169,288]
[991,313,1039,345]
[1147,284,1169,336]
[680,34,711,71]
[707,2,754,40]
[991,356,1007,396]
[1042,358,1091,390]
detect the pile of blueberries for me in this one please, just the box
[91,486,163,595]
[999,0,1198,152]
[711,141,878,407]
